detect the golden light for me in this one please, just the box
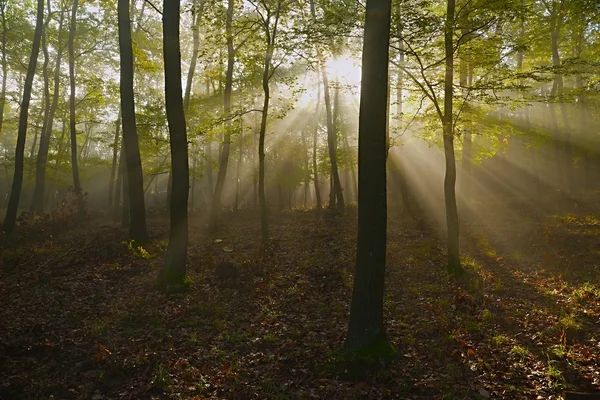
[325,53,362,87]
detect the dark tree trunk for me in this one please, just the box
[257,4,281,243]
[108,114,121,207]
[31,6,65,215]
[118,0,148,241]
[209,0,235,232]
[68,0,84,216]
[345,0,393,356]
[2,0,44,234]
[30,7,52,216]
[442,0,463,276]
[158,0,189,285]
[184,0,203,213]
[309,0,343,210]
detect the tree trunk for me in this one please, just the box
[2,0,44,234]
[114,141,124,221]
[322,66,343,210]
[442,0,463,276]
[257,4,281,243]
[312,77,322,209]
[68,0,84,216]
[345,0,393,356]
[118,0,148,241]
[234,127,243,212]
[158,0,189,285]
[29,8,52,216]
[459,8,471,198]
[0,1,7,139]
[108,114,121,207]
[310,0,343,210]
[183,0,204,112]
[209,0,235,232]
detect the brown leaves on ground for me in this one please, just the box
[0,204,599,399]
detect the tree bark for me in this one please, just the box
[312,76,322,209]
[108,114,121,207]
[158,0,189,285]
[2,0,44,234]
[183,0,204,112]
[209,0,235,232]
[118,0,148,241]
[309,0,343,210]
[345,0,392,356]
[30,5,53,216]
[68,0,84,216]
[0,1,7,139]
[257,4,281,243]
[442,0,463,276]
[114,141,124,221]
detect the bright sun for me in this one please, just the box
[296,53,362,108]
[325,54,362,87]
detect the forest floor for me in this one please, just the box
[0,196,599,399]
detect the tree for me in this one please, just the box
[312,77,322,209]
[2,0,44,234]
[441,0,463,275]
[158,0,189,286]
[310,0,344,210]
[252,0,283,243]
[68,0,84,216]
[118,0,148,242]
[31,0,66,216]
[345,0,393,356]
[208,0,235,232]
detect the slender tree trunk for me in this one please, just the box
[312,78,322,209]
[68,0,85,218]
[549,3,571,201]
[0,1,7,139]
[122,155,130,228]
[209,0,234,232]
[32,6,65,215]
[190,155,196,210]
[310,0,343,210]
[183,0,203,112]
[234,128,243,212]
[159,0,189,285]
[322,67,343,209]
[30,7,52,216]
[118,0,148,241]
[47,113,68,208]
[108,114,121,206]
[442,0,463,276]
[257,4,281,243]
[3,0,44,234]
[345,0,392,355]
[394,63,409,215]
[204,141,213,208]
[114,141,124,220]
[458,8,471,198]
[184,0,203,214]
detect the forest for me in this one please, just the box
[0,0,599,398]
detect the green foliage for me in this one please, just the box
[123,240,153,259]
